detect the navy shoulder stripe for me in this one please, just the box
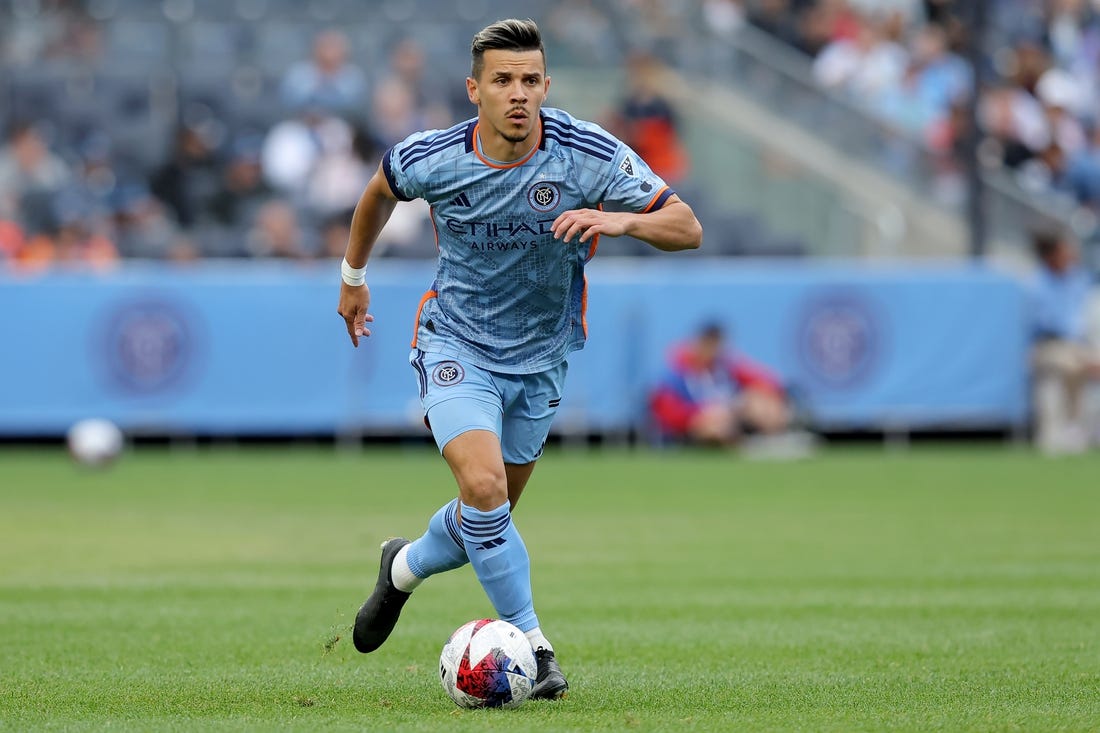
[542,118,617,155]
[400,131,467,167]
[543,132,614,162]
[403,135,467,168]
[398,122,468,156]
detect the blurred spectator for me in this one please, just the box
[703,0,747,39]
[1066,122,1100,208]
[812,13,907,99]
[207,134,272,228]
[0,219,26,260]
[1035,68,1087,157]
[369,78,429,148]
[748,0,810,51]
[980,82,1049,168]
[1017,141,1071,197]
[1029,229,1100,454]
[262,110,372,223]
[72,132,120,218]
[150,124,222,230]
[868,23,971,137]
[14,186,117,270]
[609,52,690,186]
[371,198,433,258]
[40,8,104,65]
[649,322,792,447]
[1,3,102,67]
[279,29,368,117]
[111,183,187,259]
[245,200,310,259]
[796,0,855,58]
[925,98,970,205]
[385,37,460,130]
[0,122,71,223]
[546,0,618,66]
[319,212,353,260]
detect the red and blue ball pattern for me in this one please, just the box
[440,618,537,709]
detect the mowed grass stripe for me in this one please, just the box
[1,446,1098,731]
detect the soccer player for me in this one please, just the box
[336,18,702,698]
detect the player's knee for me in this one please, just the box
[457,465,508,511]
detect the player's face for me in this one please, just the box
[467,49,549,150]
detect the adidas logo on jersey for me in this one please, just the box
[450,192,472,207]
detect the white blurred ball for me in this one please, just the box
[67,418,124,467]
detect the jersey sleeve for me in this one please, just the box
[580,136,676,213]
[382,130,436,202]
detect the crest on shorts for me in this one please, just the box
[526,181,560,212]
[432,361,465,387]
[619,155,635,176]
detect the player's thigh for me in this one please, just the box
[499,361,567,464]
[410,349,504,454]
[442,429,509,509]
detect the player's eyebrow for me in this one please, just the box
[491,70,542,80]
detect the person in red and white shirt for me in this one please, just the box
[650,322,791,446]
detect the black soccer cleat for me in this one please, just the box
[530,648,569,700]
[352,537,412,653]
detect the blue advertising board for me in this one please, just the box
[0,260,1029,436]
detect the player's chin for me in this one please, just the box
[501,120,533,142]
[502,129,531,144]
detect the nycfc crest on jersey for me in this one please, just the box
[384,107,674,375]
[526,181,560,212]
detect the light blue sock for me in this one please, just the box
[459,501,539,632]
[404,499,469,579]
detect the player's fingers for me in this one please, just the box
[344,316,359,348]
[577,222,603,243]
[564,220,591,243]
[354,310,375,339]
[337,299,357,345]
[551,210,584,238]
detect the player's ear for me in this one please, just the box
[466,77,479,105]
[544,75,551,99]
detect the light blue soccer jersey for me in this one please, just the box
[383,107,675,374]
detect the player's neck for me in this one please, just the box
[476,122,539,163]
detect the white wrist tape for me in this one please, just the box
[341,257,367,286]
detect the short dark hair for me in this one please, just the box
[470,18,544,79]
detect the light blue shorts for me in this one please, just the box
[409,349,567,464]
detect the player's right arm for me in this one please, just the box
[337,163,400,347]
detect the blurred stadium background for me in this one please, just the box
[1,0,1099,446]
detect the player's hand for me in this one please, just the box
[337,281,374,347]
[551,209,629,244]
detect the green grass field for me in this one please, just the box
[2,445,1099,732]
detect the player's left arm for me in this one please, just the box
[550,195,702,252]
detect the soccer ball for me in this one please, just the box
[439,619,537,709]
[66,418,124,467]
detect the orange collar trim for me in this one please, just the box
[472,121,542,169]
